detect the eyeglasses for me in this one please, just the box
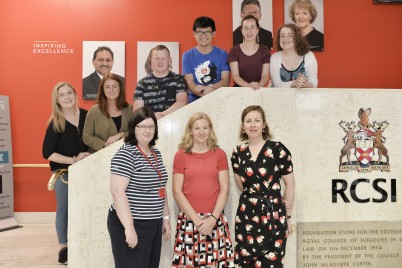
[136,125,156,131]
[195,31,213,36]
[242,11,261,16]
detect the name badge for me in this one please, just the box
[158,188,166,198]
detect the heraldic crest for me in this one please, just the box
[339,108,389,172]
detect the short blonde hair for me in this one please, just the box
[144,45,172,75]
[178,112,218,153]
[289,0,318,24]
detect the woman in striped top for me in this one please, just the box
[107,107,171,268]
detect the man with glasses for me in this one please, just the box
[233,0,273,49]
[182,16,230,103]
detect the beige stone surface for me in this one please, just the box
[69,88,402,267]
[298,221,402,267]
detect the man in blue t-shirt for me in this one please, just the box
[182,16,230,103]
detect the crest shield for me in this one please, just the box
[355,139,374,165]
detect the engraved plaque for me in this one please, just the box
[298,222,402,268]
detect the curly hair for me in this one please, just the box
[275,23,310,56]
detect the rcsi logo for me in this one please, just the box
[339,108,389,172]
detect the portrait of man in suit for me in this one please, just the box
[82,42,125,99]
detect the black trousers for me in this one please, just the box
[107,209,162,268]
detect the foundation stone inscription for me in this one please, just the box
[298,221,402,268]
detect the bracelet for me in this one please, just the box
[286,215,292,219]
[163,215,169,220]
[210,214,218,221]
[120,132,125,138]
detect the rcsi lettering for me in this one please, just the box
[332,178,397,203]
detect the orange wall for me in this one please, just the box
[1,0,401,212]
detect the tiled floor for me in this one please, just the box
[0,224,63,267]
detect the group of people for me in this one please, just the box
[138,0,318,112]
[42,82,295,268]
[107,105,295,268]
[41,0,314,267]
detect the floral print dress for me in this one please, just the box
[231,140,293,268]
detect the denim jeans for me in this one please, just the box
[107,208,162,268]
[54,172,68,244]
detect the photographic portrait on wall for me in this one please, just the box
[82,41,125,100]
[232,0,273,49]
[285,0,324,51]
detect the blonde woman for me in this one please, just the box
[289,0,324,51]
[171,112,235,267]
[42,82,90,264]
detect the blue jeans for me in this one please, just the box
[54,172,68,245]
[107,208,162,268]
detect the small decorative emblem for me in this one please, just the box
[339,108,389,172]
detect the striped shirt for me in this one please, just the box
[110,143,168,219]
[134,71,187,113]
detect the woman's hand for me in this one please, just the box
[248,81,261,90]
[125,225,138,248]
[76,152,90,161]
[287,218,293,235]
[105,133,124,147]
[162,219,171,239]
[155,112,165,120]
[197,216,216,236]
[294,73,308,88]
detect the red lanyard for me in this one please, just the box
[136,146,163,187]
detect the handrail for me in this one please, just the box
[13,164,49,168]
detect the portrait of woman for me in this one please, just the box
[83,73,132,152]
[42,82,90,264]
[171,112,235,267]
[107,107,171,268]
[228,15,271,90]
[287,0,324,51]
[270,23,318,88]
[231,105,295,268]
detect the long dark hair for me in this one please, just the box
[97,73,128,117]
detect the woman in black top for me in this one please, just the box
[42,82,90,264]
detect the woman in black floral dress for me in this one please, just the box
[231,105,295,268]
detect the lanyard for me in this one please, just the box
[136,145,163,188]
